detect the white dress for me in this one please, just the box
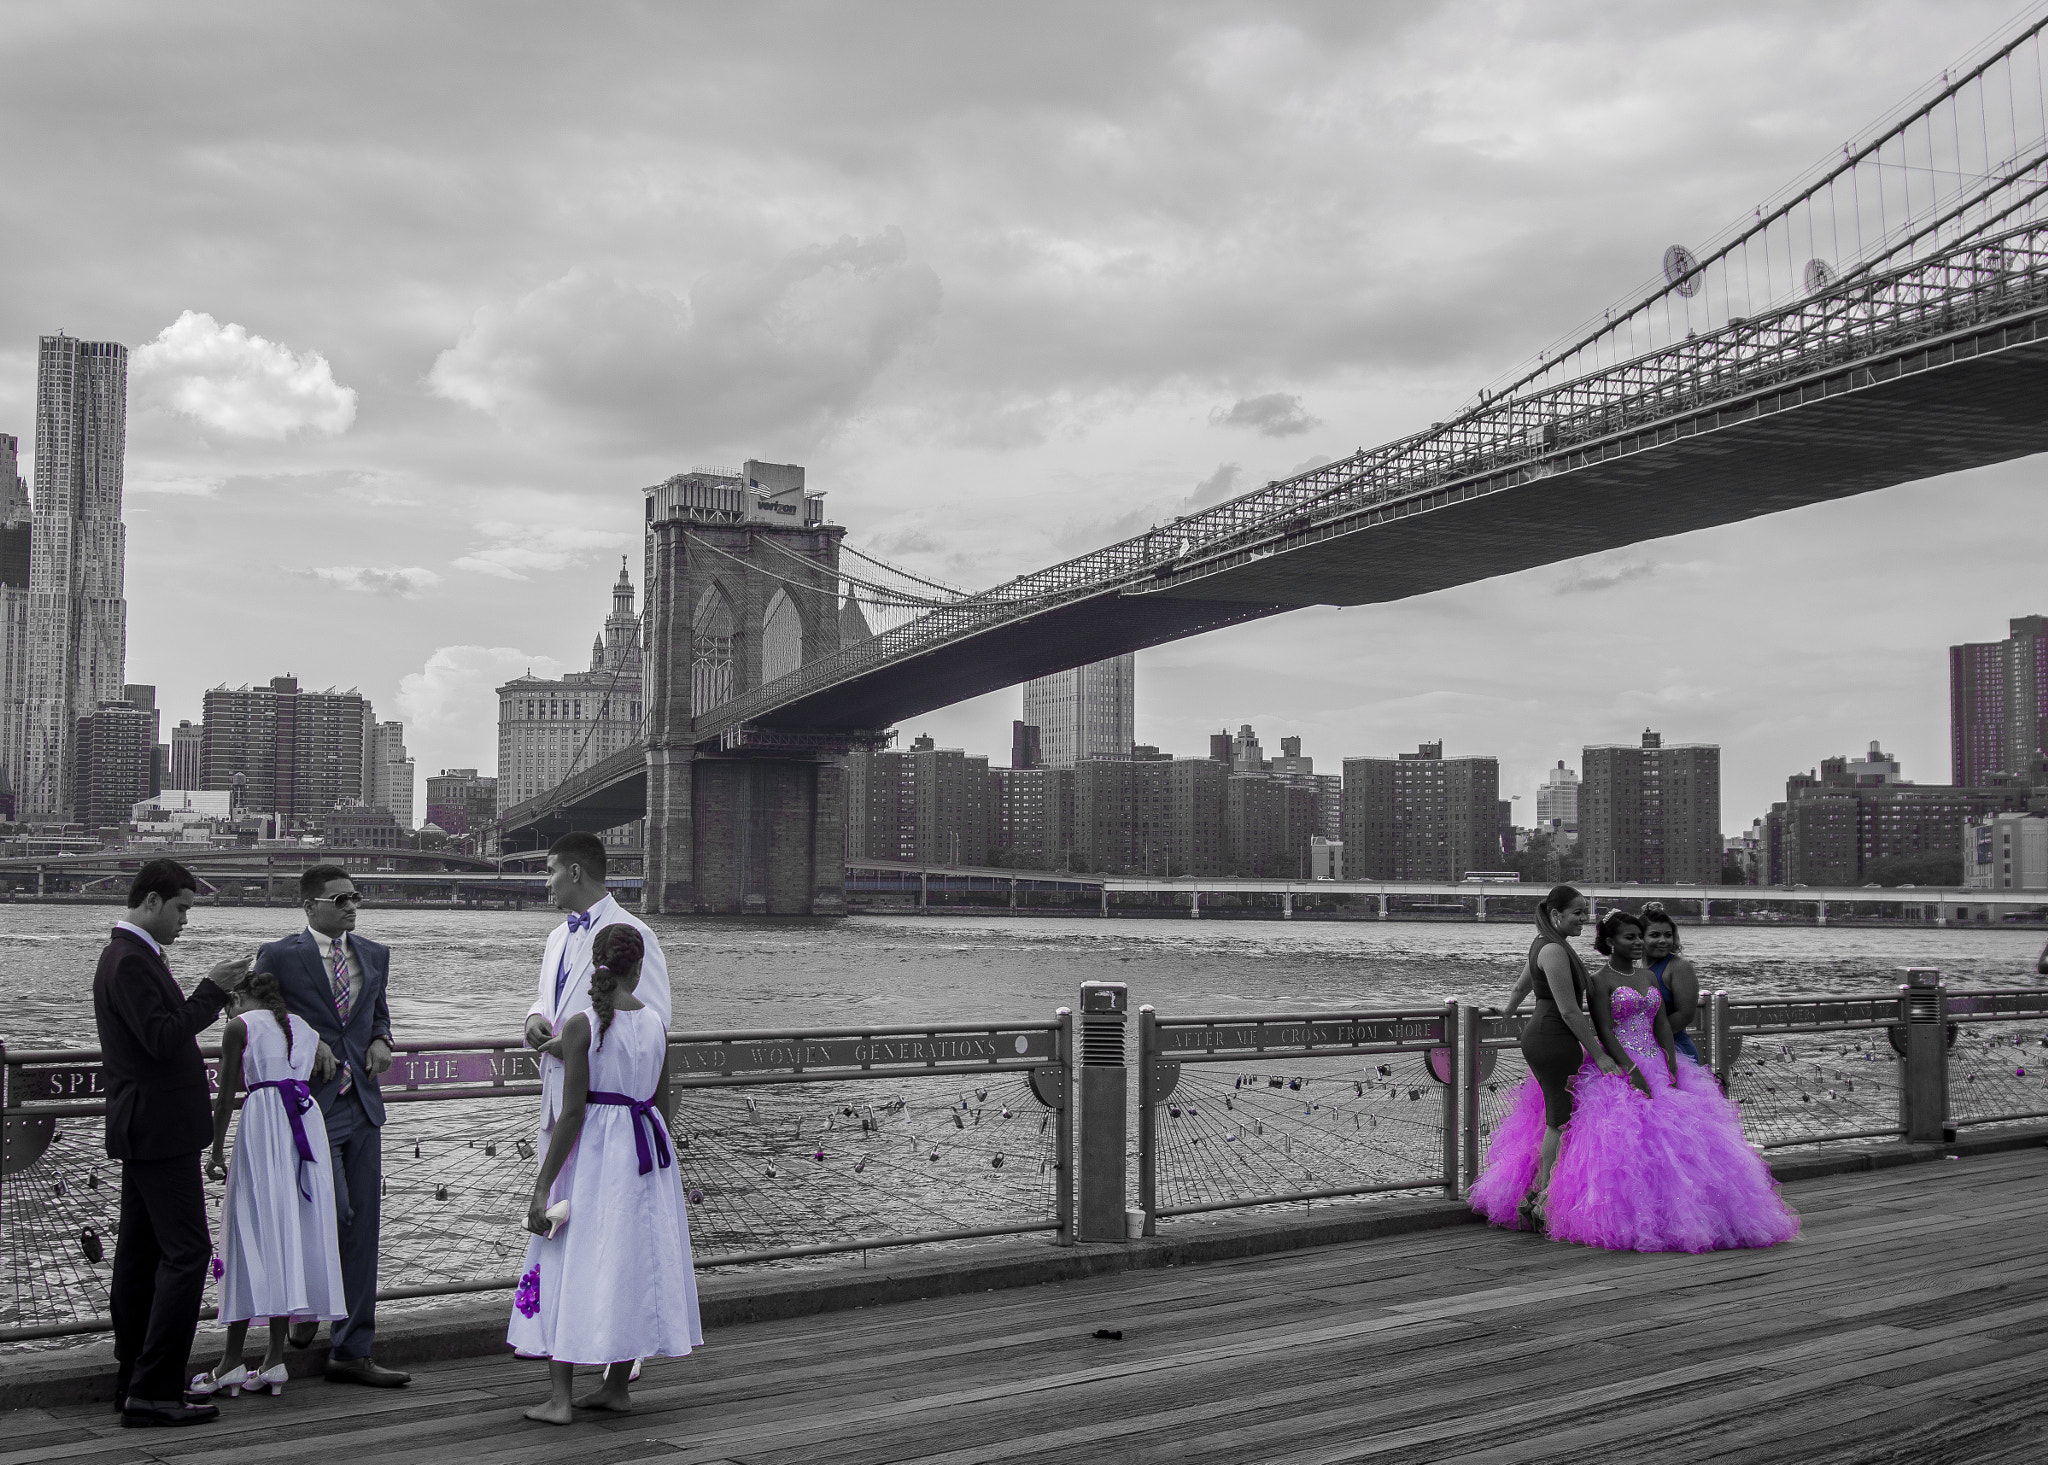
[507,1003,703,1365]
[218,1010,347,1324]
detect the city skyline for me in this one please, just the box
[0,4,2042,825]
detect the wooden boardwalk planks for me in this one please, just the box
[7,1147,2047,1463]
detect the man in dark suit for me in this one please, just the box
[93,858,251,1427]
[260,864,411,1387]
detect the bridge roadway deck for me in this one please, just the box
[9,1150,2046,1463]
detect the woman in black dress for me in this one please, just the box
[1501,884,1627,1228]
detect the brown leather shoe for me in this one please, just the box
[325,1357,411,1388]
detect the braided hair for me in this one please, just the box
[588,924,646,1047]
[233,969,295,1063]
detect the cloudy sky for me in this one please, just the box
[3,0,2041,827]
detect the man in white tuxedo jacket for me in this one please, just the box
[522,832,672,1136]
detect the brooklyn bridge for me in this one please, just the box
[498,22,2048,914]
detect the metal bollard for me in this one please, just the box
[1899,968,1949,1143]
[1075,982,1128,1242]
[1456,1003,1481,1197]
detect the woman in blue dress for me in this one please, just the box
[1640,903,1701,1065]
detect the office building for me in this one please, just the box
[424,768,498,838]
[168,719,202,790]
[1779,743,2029,885]
[71,692,156,832]
[0,435,30,816]
[369,720,416,828]
[1020,655,1133,767]
[200,676,374,826]
[1965,811,2048,891]
[1342,742,1503,881]
[1011,721,1041,770]
[1951,615,2048,787]
[1535,761,1580,843]
[496,561,643,828]
[1309,835,1344,880]
[22,336,129,820]
[1581,730,1721,884]
[324,801,405,850]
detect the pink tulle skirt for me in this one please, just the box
[1469,1055,1799,1253]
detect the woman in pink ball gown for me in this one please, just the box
[1472,909,1799,1253]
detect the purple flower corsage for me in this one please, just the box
[515,1265,541,1319]
[210,1256,224,1281]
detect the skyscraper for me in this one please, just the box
[168,719,203,790]
[1950,616,2048,786]
[1020,655,1133,767]
[369,720,417,828]
[1535,760,1580,841]
[0,433,30,815]
[23,336,129,819]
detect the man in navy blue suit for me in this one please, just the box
[260,864,410,1386]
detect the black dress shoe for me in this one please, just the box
[287,1320,319,1349]
[120,1399,220,1428]
[325,1357,411,1388]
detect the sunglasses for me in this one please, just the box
[311,893,364,908]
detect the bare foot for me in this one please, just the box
[573,1388,632,1413]
[523,1398,576,1425]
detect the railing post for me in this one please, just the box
[1074,982,1128,1242]
[1440,998,1459,1199]
[1900,968,1948,1143]
[1055,1006,1075,1245]
[1136,1005,1158,1237]
[1710,990,1733,1090]
[1456,1003,1480,1197]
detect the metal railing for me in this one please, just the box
[1135,975,2048,1226]
[1136,1005,1456,1233]
[0,1013,1072,1344]
[10,972,2045,1345]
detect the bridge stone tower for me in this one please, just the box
[642,463,853,915]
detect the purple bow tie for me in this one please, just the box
[566,911,593,933]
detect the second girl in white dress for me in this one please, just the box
[509,924,702,1423]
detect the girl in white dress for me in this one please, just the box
[510,924,702,1423]
[197,971,347,1396]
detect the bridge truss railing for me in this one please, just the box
[1133,978,2048,1229]
[0,1013,1072,1344]
[700,219,2048,744]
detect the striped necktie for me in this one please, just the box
[330,936,354,1094]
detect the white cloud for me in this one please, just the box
[133,310,357,440]
[1211,393,1320,437]
[453,522,633,580]
[428,230,942,448]
[126,471,224,497]
[303,565,441,597]
[398,646,568,761]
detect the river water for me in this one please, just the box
[6,906,2045,1048]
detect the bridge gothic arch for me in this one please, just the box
[762,588,804,683]
[692,583,738,713]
